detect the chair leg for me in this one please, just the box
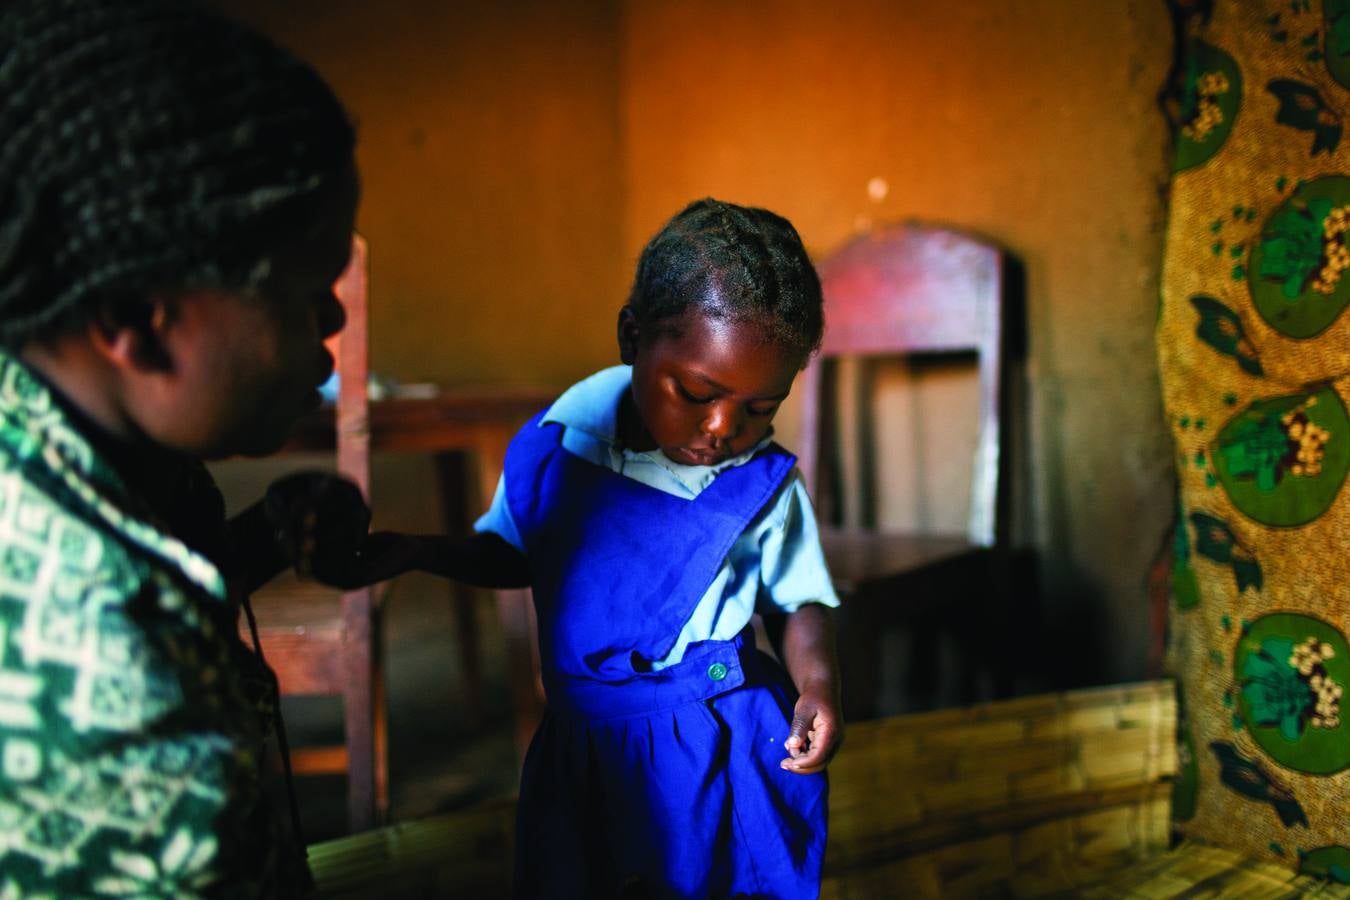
[977,549,1018,701]
[373,622,389,826]
[342,586,376,834]
[452,584,484,729]
[905,618,942,711]
[837,593,882,722]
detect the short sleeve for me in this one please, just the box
[756,472,840,615]
[473,474,525,551]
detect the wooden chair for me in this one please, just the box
[246,233,387,833]
[798,222,1012,719]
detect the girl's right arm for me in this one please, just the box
[315,531,532,589]
[314,471,533,589]
[404,531,532,588]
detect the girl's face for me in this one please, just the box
[619,307,804,467]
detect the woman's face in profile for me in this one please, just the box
[146,165,359,459]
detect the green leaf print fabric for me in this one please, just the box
[0,351,306,897]
[1162,0,1350,877]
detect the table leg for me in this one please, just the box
[494,588,542,760]
[433,451,486,730]
[473,429,544,763]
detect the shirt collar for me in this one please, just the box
[540,364,628,443]
[539,364,773,489]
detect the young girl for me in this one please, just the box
[370,199,842,898]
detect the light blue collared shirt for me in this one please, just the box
[475,365,839,669]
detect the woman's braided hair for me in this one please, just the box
[628,198,824,361]
[0,0,355,347]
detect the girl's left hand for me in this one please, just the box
[781,684,843,774]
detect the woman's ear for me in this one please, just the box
[88,296,174,372]
[617,305,641,366]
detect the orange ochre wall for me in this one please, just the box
[220,0,626,388]
[218,0,1175,685]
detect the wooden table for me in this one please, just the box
[285,388,556,497]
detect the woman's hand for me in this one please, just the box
[260,471,426,589]
[262,471,370,580]
[260,471,532,589]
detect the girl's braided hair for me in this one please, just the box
[0,0,355,347]
[628,198,824,361]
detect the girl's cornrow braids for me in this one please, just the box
[628,198,824,360]
[716,203,816,355]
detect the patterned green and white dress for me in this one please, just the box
[0,351,307,897]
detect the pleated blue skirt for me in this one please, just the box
[513,638,828,899]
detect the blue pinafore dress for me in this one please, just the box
[506,415,828,899]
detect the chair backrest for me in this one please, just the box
[797,223,1004,546]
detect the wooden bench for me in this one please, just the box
[821,680,1174,896]
[308,680,1348,897]
[1086,842,1350,898]
[309,798,515,899]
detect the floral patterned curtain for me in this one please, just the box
[1162,0,1350,879]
